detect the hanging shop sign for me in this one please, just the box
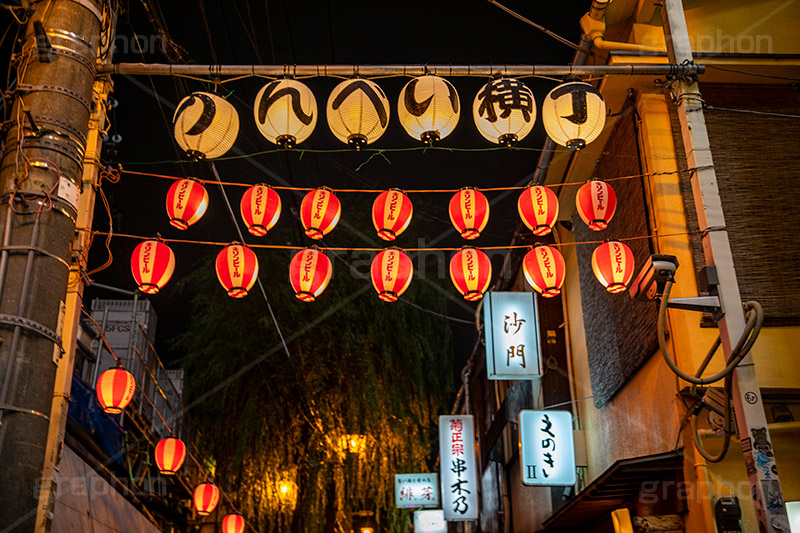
[413,509,447,533]
[439,415,478,521]
[519,410,576,486]
[394,473,439,508]
[483,292,542,380]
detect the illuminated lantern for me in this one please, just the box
[449,247,492,301]
[542,81,606,151]
[173,92,239,159]
[592,240,635,293]
[449,187,490,240]
[372,189,413,241]
[300,187,341,239]
[193,483,220,516]
[370,248,413,302]
[96,368,135,414]
[166,179,209,230]
[576,180,617,231]
[522,245,566,297]
[222,514,246,533]
[215,243,259,298]
[473,77,536,145]
[518,185,559,236]
[326,78,390,148]
[397,75,460,143]
[289,247,333,302]
[154,437,186,475]
[130,239,175,294]
[240,184,282,237]
[254,79,317,147]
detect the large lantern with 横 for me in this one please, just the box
[193,483,220,516]
[523,245,566,297]
[449,247,492,301]
[300,187,341,239]
[372,189,413,241]
[173,92,239,160]
[222,515,246,533]
[397,75,460,143]
[215,243,259,298]
[370,248,413,302]
[518,185,559,236]
[96,368,135,414]
[155,437,186,475]
[592,240,635,293]
[240,184,282,237]
[130,239,175,294]
[289,247,333,302]
[254,79,317,147]
[166,179,209,230]
[542,81,606,151]
[576,180,617,231]
[326,78,390,148]
[449,187,489,240]
[473,77,536,145]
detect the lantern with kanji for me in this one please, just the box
[372,189,413,241]
[449,187,490,240]
[523,245,566,297]
[166,179,209,230]
[155,437,186,475]
[370,248,413,302]
[542,81,606,151]
[254,79,317,147]
[222,514,246,533]
[215,243,259,298]
[449,247,492,301]
[240,184,282,236]
[518,185,559,236]
[592,240,635,293]
[193,483,220,516]
[130,239,175,294]
[289,247,333,302]
[300,187,341,239]
[173,92,239,159]
[576,180,617,231]
[397,75,460,143]
[96,368,135,414]
[326,78,390,148]
[473,77,536,145]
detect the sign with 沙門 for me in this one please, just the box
[394,473,439,508]
[519,410,576,486]
[413,509,447,532]
[483,291,541,379]
[439,415,478,521]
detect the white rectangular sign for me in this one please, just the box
[519,410,576,486]
[394,473,439,508]
[439,415,478,521]
[413,509,447,532]
[483,292,542,379]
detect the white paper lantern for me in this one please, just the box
[473,77,536,146]
[542,81,606,151]
[326,78,390,148]
[173,92,239,159]
[254,79,317,147]
[397,75,460,143]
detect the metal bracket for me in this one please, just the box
[0,404,50,422]
[667,296,723,319]
[0,314,64,354]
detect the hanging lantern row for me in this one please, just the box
[194,482,221,516]
[222,514,246,533]
[96,368,136,414]
[173,78,607,158]
[155,437,186,475]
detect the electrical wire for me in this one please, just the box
[704,64,800,83]
[483,0,591,54]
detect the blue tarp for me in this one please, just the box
[68,374,125,464]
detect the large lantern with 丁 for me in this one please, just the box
[254,79,317,147]
[473,77,536,145]
[289,247,333,302]
[370,248,413,302]
[518,185,559,236]
[449,187,490,240]
[216,243,259,298]
[592,240,635,293]
[449,247,492,301]
[154,437,186,475]
[523,245,566,297]
[173,92,239,159]
[326,78,390,147]
[542,81,606,151]
[576,180,617,231]
[222,515,246,533]
[130,239,175,294]
[96,368,135,414]
[193,483,220,516]
[300,187,341,239]
[240,184,282,237]
[372,189,413,241]
[397,75,460,143]
[166,179,209,230]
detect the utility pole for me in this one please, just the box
[0,0,107,529]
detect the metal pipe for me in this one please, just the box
[592,36,665,53]
[0,207,14,304]
[697,421,800,439]
[90,305,109,384]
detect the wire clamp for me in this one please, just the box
[0,314,64,355]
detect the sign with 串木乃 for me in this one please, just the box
[483,291,541,379]
[394,473,439,508]
[413,509,447,532]
[519,410,576,486]
[439,415,478,521]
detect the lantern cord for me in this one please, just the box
[81,308,122,367]
[397,298,474,325]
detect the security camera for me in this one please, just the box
[629,254,678,302]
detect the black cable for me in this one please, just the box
[705,64,800,83]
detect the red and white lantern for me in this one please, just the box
[166,179,209,230]
[576,180,617,231]
[370,248,413,302]
[215,243,259,298]
[518,185,559,236]
[372,189,413,241]
[300,187,341,239]
[222,514,246,533]
[522,245,566,297]
[449,187,489,240]
[130,239,175,294]
[96,368,135,414]
[193,483,220,516]
[449,247,492,301]
[592,240,635,293]
[154,437,186,475]
[240,184,281,236]
[289,247,333,302]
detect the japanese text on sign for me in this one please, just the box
[439,415,478,521]
[519,410,576,486]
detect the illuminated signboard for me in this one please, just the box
[414,509,447,532]
[483,292,542,380]
[439,415,478,521]
[519,410,576,486]
[394,473,439,508]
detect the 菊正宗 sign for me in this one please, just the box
[519,410,576,486]
[483,292,542,379]
[439,415,478,521]
[394,473,439,508]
